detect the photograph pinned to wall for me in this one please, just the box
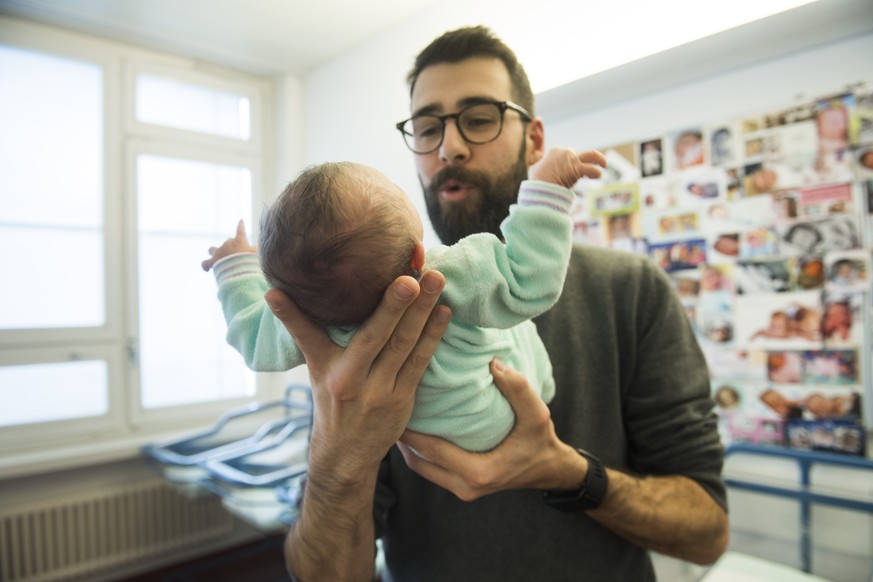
[679,167,726,206]
[802,349,858,385]
[697,263,735,344]
[741,159,817,197]
[708,123,740,167]
[603,212,647,255]
[571,218,604,247]
[742,162,778,196]
[648,239,707,272]
[760,382,861,420]
[815,92,853,155]
[777,214,860,256]
[744,136,765,163]
[704,347,769,382]
[671,128,705,170]
[854,88,873,145]
[820,292,863,345]
[712,380,784,447]
[710,233,741,260]
[814,93,856,184]
[639,138,664,178]
[865,180,873,215]
[766,352,805,384]
[738,227,779,259]
[589,182,639,217]
[824,249,870,293]
[725,167,744,200]
[598,142,640,185]
[671,268,701,304]
[764,100,816,128]
[734,258,793,294]
[855,145,873,180]
[638,176,673,210]
[761,120,818,166]
[786,417,865,456]
[772,191,800,221]
[721,195,774,229]
[798,183,854,217]
[650,210,702,239]
[734,290,822,347]
[795,255,826,290]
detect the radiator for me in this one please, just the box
[0,477,234,582]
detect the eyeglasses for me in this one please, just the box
[396,100,532,154]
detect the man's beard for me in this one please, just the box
[422,144,529,245]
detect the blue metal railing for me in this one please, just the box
[724,443,873,574]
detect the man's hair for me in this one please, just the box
[407,25,534,115]
[259,162,419,326]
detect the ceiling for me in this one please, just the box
[0,0,442,76]
[2,0,871,101]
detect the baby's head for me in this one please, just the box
[260,162,424,326]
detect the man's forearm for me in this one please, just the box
[589,470,728,565]
[285,469,379,581]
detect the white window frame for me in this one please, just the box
[123,138,267,428]
[123,59,265,154]
[0,16,290,478]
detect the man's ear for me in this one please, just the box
[411,241,426,273]
[526,117,546,167]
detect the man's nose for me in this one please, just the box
[439,119,470,164]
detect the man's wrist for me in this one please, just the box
[542,448,609,512]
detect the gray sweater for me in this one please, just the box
[374,245,726,582]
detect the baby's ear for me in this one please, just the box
[410,241,426,273]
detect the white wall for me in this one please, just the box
[543,32,873,150]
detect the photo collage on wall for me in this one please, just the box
[571,82,873,456]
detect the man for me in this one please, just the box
[241,26,727,581]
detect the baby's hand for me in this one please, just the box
[201,220,257,271]
[529,148,607,189]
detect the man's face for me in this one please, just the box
[409,57,542,245]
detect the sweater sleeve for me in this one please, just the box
[212,253,305,372]
[428,179,575,329]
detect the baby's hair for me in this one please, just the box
[260,162,419,326]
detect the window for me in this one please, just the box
[0,46,104,330]
[0,23,279,475]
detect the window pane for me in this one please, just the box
[137,155,253,408]
[0,227,104,328]
[0,361,108,427]
[136,73,251,140]
[0,46,105,329]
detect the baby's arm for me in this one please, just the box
[202,220,257,272]
[433,148,604,328]
[211,248,305,372]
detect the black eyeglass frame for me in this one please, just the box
[395,100,532,154]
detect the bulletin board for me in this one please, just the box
[570,82,873,457]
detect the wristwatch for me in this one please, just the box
[542,448,608,512]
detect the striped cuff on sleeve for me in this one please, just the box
[517,180,575,214]
[212,252,262,286]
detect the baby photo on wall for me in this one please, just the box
[734,290,823,347]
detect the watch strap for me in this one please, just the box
[542,448,608,512]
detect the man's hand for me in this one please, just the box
[265,269,451,480]
[201,220,257,271]
[398,358,580,501]
[273,269,451,581]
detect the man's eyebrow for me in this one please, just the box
[411,96,500,118]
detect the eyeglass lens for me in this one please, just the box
[404,103,504,153]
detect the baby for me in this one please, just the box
[204,148,604,451]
